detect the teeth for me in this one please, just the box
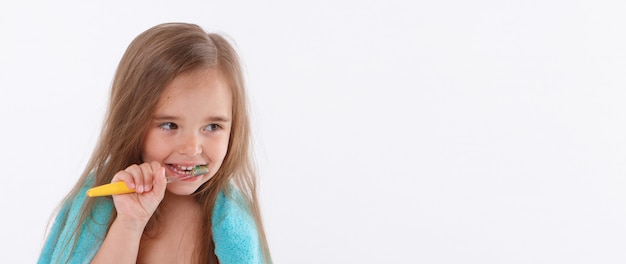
[170,164,202,174]
[170,164,197,174]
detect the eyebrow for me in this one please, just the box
[153,115,232,123]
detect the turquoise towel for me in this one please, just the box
[38,180,262,263]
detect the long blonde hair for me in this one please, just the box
[55,22,271,263]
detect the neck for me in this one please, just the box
[145,191,201,235]
[163,191,197,206]
[159,191,201,217]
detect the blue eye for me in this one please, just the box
[159,122,178,130]
[204,124,220,131]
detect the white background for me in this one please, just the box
[1,1,625,263]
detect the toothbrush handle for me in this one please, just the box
[86,181,134,197]
[85,176,198,197]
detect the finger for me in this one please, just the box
[138,163,155,193]
[149,161,163,184]
[124,164,144,193]
[151,162,167,199]
[111,170,136,190]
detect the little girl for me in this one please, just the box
[38,22,271,263]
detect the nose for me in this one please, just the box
[178,131,202,157]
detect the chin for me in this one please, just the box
[166,185,202,196]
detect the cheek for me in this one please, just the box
[217,138,231,159]
[142,132,168,161]
[207,135,231,162]
[141,143,156,162]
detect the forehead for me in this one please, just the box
[155,68,232,116]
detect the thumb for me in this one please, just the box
[152,166,167,200]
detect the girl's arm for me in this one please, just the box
[91,216,146,263]
[91,162,167,263]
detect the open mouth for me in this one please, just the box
[167,164,203,176]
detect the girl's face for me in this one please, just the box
[142,68,232,196]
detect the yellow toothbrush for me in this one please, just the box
[86,165,209,197]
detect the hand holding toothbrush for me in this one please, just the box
[107,161,168,226]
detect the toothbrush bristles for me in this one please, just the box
[166,165,209,183]
[192,165,209,175]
